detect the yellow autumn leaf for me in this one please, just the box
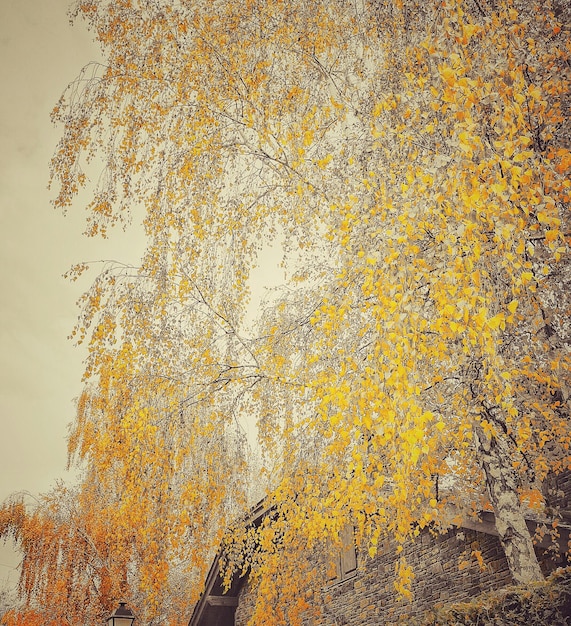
[303,129,314,146]
[487,313,505,330]
[372,101,384,116]
[317,153,333,169]
[545,229,559,243]
[439,65,456,86]
[528,84,542,101]
[512,150,534,163]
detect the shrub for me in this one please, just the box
[407,568,571,626]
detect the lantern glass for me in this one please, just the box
[107,602,135,626]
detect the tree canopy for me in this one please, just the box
[2,0,570,624]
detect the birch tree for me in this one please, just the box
[2,0,570,623]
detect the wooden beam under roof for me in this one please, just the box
[206,596,239,607]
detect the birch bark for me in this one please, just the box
[474,417,545,584]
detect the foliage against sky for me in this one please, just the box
[2,0,570,624]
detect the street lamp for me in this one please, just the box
[106,601,136,626]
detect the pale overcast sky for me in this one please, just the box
[0,0,144,588]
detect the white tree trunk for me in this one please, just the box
[474,418,544,584]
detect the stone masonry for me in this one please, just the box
[235,523,566,626]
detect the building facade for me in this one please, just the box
[189,483,571,626]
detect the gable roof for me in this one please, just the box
[188,498,270,626]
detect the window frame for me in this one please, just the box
[327,524,358,584]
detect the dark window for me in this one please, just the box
[328,525,357,583]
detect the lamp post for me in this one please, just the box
[106,601,136,626]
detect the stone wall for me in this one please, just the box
[543,471,571,519]
[234,524,564,626]
[234,579,256,626]
[231,473,571,625]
